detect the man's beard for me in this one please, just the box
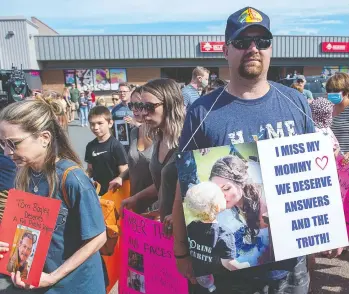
[238,53,264,80]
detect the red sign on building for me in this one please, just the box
[200,42,225,53]
[322,42,349,53]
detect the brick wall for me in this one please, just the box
[41,70,64,92]
[127,68,161,85]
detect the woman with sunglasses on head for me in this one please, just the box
[123,87,155,213]
[0,100,107,293]
[121,79,185,235]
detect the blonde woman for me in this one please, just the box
[0,100,107,293]
[62,87,72,122]
[121,79,185,235]
[96,96,107,107]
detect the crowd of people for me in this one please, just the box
[0,5,349,294]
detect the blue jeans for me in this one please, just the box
[79,106,88,125]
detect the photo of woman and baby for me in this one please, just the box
[177,144,273,278]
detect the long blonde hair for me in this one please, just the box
[62,87,70,97]
[141,79,185,149]
[0,100,82,197]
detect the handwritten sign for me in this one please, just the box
[0,189,60,287]
[258,133,348,261]
[118,209,188,294]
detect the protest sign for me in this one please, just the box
[0,189,61,287]
[258,132,348,261]
[334,154,349,236]
[118,209,188,294]
[176,133,348,278]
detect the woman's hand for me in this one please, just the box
[109,176,123,191]
[124,116,141,127]
[320,247,344,258]
[37,272,57,288]
[0,241,9,259]
[163,214,173,237]
[11,271,56,289]
[120,196,138,217]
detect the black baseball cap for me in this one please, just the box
[225,7,273,43]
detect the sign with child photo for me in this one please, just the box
[177,132,348,277]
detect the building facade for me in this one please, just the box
[1,17,349,93]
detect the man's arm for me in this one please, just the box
[109,140,129,191]
[172,182,189,253]
[86,164,93,178]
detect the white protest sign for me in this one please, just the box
[258,132,348,261]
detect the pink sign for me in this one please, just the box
[119,209,188,294]
[336,155,349,235]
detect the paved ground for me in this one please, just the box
[68,119,95,168]
[312,253,349,294]
[68,119,349,294]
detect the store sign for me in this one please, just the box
[322,42,349,53]
[200,42,224,53]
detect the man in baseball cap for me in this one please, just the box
[296,75,314,100]
[172,6,340,294]
[225,6,273,43]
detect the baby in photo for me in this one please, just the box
[184,182,250,274]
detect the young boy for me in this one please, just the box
[85,106,128,196]
[184,182,250,277]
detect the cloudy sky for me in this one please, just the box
[3,0,349,36]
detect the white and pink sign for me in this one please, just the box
[258,133,348,261]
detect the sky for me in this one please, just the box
[3,0,349,36]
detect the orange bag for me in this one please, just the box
[101,181,131,293]
[99,199,119,256]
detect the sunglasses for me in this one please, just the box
[128,102,163,113]
[0,132,36,152]
[227,36,272,50]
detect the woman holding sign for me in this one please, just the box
[121,79,185,235]
[0,99,107,293]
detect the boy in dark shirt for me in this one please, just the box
[85,106,128,195]
[184,182,249,277]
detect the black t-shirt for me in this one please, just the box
[187,221,236,277]
[85,136,128,195]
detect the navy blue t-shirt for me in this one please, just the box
[179,82,315,281]
[0,154,16,191]
[29,159,106,294]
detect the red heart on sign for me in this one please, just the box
[316,156,328,170]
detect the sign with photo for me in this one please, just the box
[64,70,76,85]
[118,209,188,294]
[94,69,111,91]
[177,133,348,277]
[110,68,127,90]
[114,120,129,146]
[0,190,61,286]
